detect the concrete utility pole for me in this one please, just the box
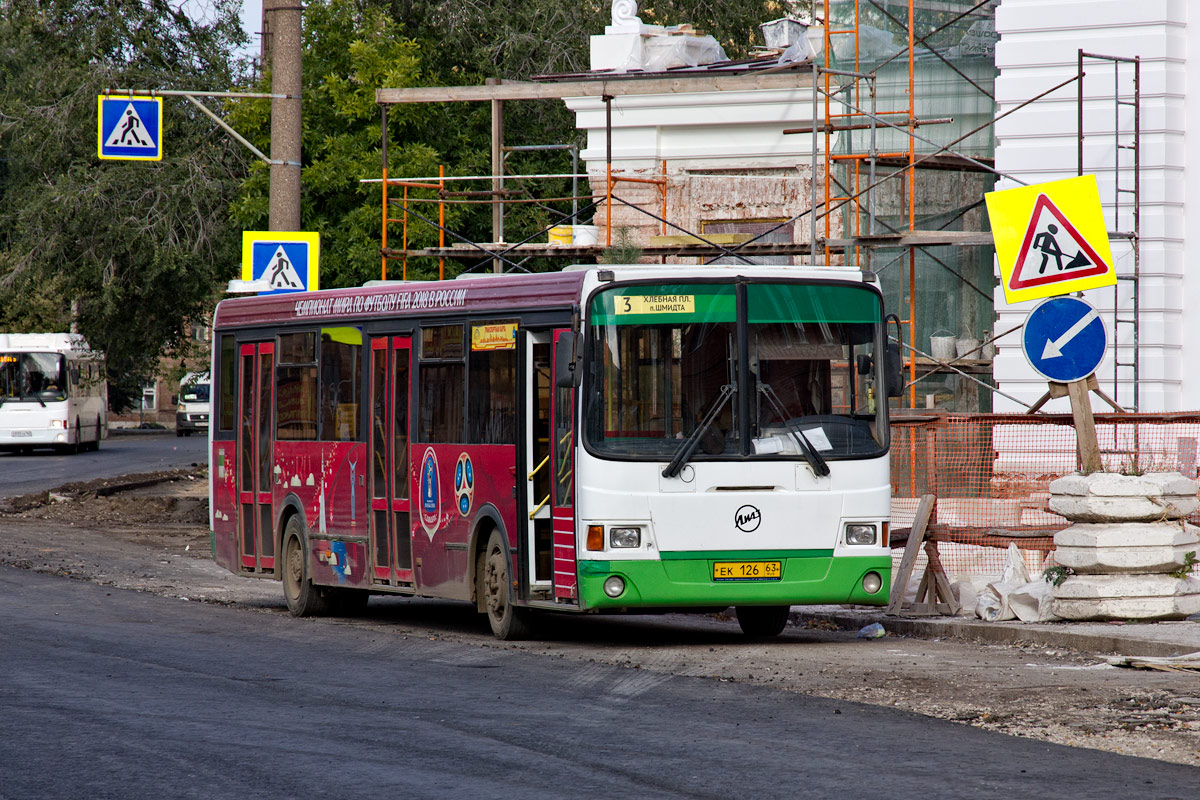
[264,0,302,232]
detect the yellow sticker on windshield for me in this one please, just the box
[614,295,695,315]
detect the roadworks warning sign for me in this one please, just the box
[985,174,1116,305]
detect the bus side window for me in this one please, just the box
[276,332,318,441]
[468,321,517,444]
[418,324,464,443]
[319,327,362,442]
[219,334,236,432]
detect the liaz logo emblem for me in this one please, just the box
[735,505,761,532]
[419,447,440,539]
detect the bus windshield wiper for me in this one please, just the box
[757,383,830,477]
[662,383,734,479]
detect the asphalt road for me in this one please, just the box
[3,566,1196,800]
[0,431,206,497]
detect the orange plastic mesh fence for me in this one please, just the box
[889,412,1200,583]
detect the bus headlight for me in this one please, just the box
[609,527,642,548]
[50,419,66,429]
[603,575,626,598]
[845,524,877,546]
[862,572,883,594]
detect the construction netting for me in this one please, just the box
[889,412,1200,583]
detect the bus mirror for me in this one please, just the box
[555,332,579,388]
[885,341,904,398]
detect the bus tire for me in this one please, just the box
[73,421,84,454]
[90,419,101,451]
[735,605,791,638]
[481,529,533,640]
[282,516,330,617]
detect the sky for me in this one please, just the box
[240,1,262,54]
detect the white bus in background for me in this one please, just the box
[0,333,107,454]
[175,371,210,437]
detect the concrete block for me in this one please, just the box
[1048,471,1199,521]
[1052,574,1200,620]
[1052,513,1200,576]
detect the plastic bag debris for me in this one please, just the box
[857,622,886,639]
[976,543,1061,622]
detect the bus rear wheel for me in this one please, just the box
[480,529,533,640]
[283,516,330,617]
[735,605,791,638]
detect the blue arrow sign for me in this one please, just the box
[1022,296,1106,383]
[97,96,162,161]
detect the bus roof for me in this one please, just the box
[214,270,590,330]
[0,333,96,354]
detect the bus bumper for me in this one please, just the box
[577,555,892,611]
[0,429,70,448]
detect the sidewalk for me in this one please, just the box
[795,606,1200,658]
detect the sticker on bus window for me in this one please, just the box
[471,323,517,351]
[613,295,695,315]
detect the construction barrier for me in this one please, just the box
[889,411,1200,586]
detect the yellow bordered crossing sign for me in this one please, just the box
[241,231,320,295]
[985,174,1115,304]
[97,96,163,161]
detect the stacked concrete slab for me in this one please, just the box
[1049,472,1200,620]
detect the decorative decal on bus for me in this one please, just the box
[293,287,468,319]
[420,447,441,539]
[471,322,517,351]
[455,452,475,516]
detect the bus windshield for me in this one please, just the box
[584,281,888,461]
[0,352,68,403]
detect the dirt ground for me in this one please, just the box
[2,468,1199,768]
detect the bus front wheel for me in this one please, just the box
[735,605,791,638]
[283,516,330,617]
[480,529,533,640]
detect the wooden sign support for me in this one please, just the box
[1025,373,1122,475]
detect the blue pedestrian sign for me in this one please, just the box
[97,96,163,161]
[241,231,320,295]
[1022,296,1106,383]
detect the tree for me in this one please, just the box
[0,0,249,409]
[231,0,795,286]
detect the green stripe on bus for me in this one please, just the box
[576,554,891,610]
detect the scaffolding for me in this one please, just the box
[373,1,1141,413]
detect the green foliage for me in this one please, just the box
[0,0,249,410]
[1042,565,1074,587]
[1170,551,1198,580]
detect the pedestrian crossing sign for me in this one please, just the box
[241,232,320,295]
[97,96,163,161]
[985,174,1116,305]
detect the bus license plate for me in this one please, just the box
[713,561,782,581]
[11,430,32,437]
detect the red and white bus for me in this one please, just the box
[210,265,901,638]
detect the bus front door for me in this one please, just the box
[549,329,577,602]
[523,332,553,599]
[237,342,275,572]
[369,336,413,586]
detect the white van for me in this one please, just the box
[176,371,210,437]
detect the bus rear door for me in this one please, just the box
[237,342,275,572]
[369,336,414,586]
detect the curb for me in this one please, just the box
[791,607,1200,659]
